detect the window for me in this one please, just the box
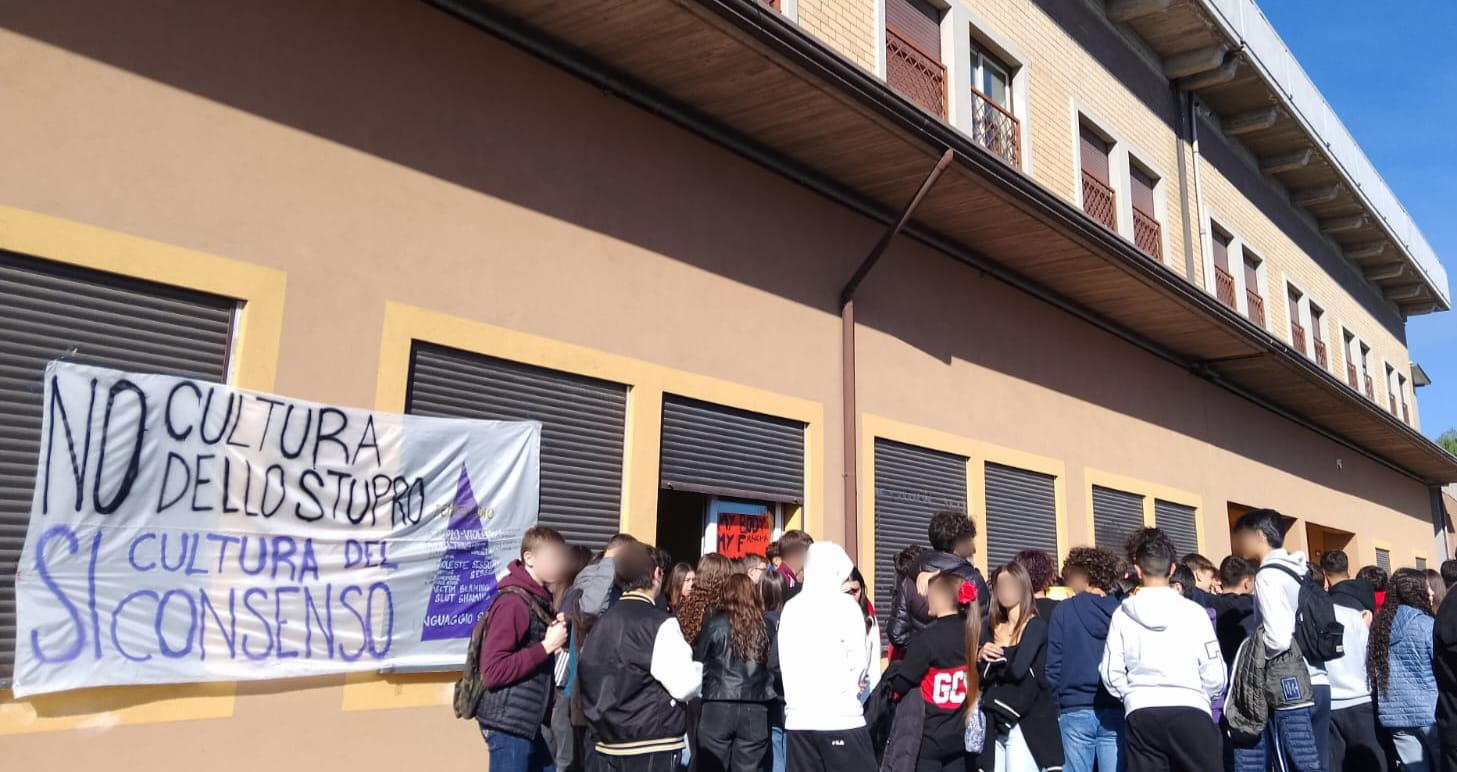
[1343,328,1359,389]
[1092,485,1144,552]
[969,42,1019,167]
[1386,364,1398,414]
[1375,547,1391,572]
[1079,125,1116,230]
[1129,163,1161,259]
[1398,373,1410,424]
[1242,250,1265,328]
[1211,228,1236,308]
[1310,304,1328,370]
[1360,343,1373,400]
[885,0,946,118]
[1287,286,1305,354]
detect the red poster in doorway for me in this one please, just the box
[717,510,771,558]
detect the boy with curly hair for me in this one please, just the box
[1047,547,1126,772]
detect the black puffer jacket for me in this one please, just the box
[693,611,776,702]
[887,550,990,649]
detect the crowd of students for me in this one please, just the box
[462,509,1457,772]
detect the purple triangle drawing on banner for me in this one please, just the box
[420,464,498,641]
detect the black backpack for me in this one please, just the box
[452,586,553,720]
[1259,563,1344,665]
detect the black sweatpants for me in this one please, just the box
[587,750,683,772]
[1125,707,1222,772]
[914,754,966,772]
[697,702,771,772]
[1329,702,1386,772]
[785,727,877,772]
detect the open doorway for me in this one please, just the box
[1304,522,1356,568]
[655,490,782,566]
[1227,501,1298,561]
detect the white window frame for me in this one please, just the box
[1203,216,1264,313]
[1307,301,1328,370]
[947,8,1031,172]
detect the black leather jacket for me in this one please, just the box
[693,611,777,702]
[887,550,990,649]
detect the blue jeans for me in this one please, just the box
[769,725,786,772]
[486,729,557,772]
[1059,708,1124,772]
[1390,725,1438,772]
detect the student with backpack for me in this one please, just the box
[1046,547,1125,772]
[1100,528,1225,772]
[1368,568,1439,772]
[1231,509,1340,772]
[470,525,572,772]
[579,541,704,770]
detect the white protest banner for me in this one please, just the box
[13,361,540,697]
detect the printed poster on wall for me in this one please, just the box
[12,361,541,698]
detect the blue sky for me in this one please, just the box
[1259,3,1457,439]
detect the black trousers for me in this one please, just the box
[1125,707,1222,772]
[785,727,877,772]
[1329,702,1386,772]
[697,702,771,772]
[587,750,683,772]
[914,754,966,772]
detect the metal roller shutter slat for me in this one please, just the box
[407,343,627,550]
[1092,486,1146,557]
[659,396,804,504]
[984,463,1058,571]
[1153,500,1199,558]
[872,439,967,644]
[0,250,235,676]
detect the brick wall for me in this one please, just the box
[797,0,877,71]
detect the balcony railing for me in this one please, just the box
[1290,321,1306,353]
[1390,394,1397,413]
[1313,338,1328,370]
[1081,170,1117,230]
[1402,402,1410,424]
[886,26,946,119]
[1214,265,1237,309]
[1347,362,1358,389]
[1132,207,1162,260]
[1364,373,1375,400]
[970,87,1020,168]
[1246,290,1265,328]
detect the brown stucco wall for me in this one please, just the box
[0,0,1438,764]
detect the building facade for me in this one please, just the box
[1,0,1452,767]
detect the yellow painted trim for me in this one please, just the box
[0,205,286,392]
[351,302,825,711]
[859,414,1067,604]
[1084,468,1203,552]
[0,207,287,733]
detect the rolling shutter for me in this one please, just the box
[1092,485,1145,555]
[872,439,967,638]
[985,463,1058,570]
[1154,500,1199,557]
[406,343,627,549]
[885,0,942,58]
[1375,548,1391,573]
[1416,556,1427,571]
[1,251,235,679]
[659,395,804,503]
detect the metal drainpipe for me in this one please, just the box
[840,149,956,561]
[1189,94,1209,281]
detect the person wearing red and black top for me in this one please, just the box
[478,526,571,772]
[888,573,981,772]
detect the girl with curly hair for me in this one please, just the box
[679,553,735,644]
[693,573,774,771]
[1368,567,1438,771]
[1014,549,1060,619]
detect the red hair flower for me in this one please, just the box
[957,581,978,606]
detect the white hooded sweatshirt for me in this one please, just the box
[1254,548,1328,685]
[777,542,869,731]
[1100,586,1227,716]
